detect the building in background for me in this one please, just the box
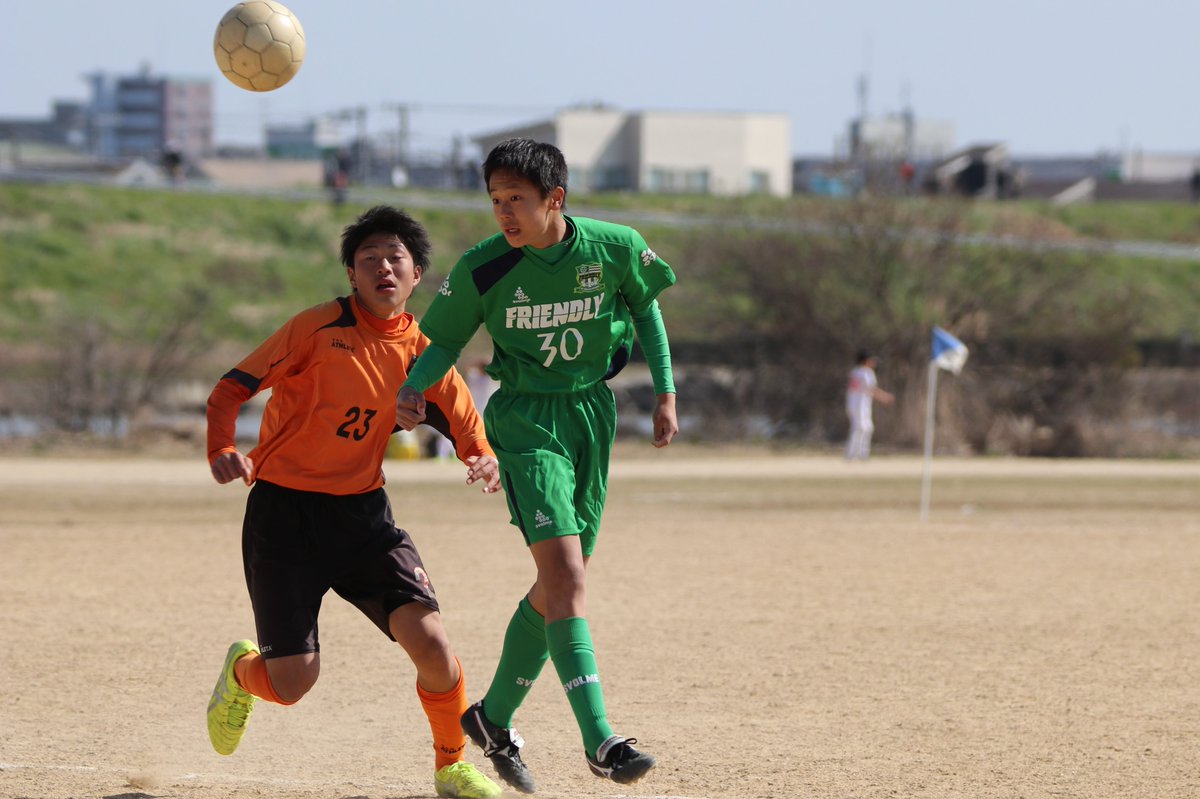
[4,65,1196,203]
[797,75,956,198]
[264,118,342,159]
[0,101,90,149]
[838,110,955,164]
[474,105,793,197]
[1,66,213,164]
[93,67,213,161]
[1121,151,1198,183]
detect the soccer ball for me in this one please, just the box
[213,1,306,92]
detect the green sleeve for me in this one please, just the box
[630,300,675,395]
[621,228,676,314]
[404,342,462,393]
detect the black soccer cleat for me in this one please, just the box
[461,700,536,794]
[586,735,657,785]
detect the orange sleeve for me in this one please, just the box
[204,306,320,466]
[420,345,494,462]
[206,377,253,464]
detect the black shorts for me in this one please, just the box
[242,480,439,659]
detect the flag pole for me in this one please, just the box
[920,359,938,521]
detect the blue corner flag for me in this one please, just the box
[931,327,968,374]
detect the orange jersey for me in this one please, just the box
[207,295,492,495]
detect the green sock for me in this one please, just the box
[482,597,550,728]
[545,616,613,756]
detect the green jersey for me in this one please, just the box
[419,215,676,394]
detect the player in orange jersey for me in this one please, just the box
[204,206,502,799]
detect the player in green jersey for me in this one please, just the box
[396,138,677,791]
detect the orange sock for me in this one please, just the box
[234,652,297,706]
[417,657,468,770]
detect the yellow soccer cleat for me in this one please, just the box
[434,761,503,798]
[206,639,258,755]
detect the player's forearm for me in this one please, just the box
[631,300,675,395]
[403,341,462,394]
[206,377,252,463]
[426,370,495,462]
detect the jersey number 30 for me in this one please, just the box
[537,328,584,367]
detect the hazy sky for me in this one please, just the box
[2,0,1197,159]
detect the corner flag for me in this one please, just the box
[932,326,968,374]
[921,326,968,520]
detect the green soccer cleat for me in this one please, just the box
[434,761,503,798]
[207,639,258,756]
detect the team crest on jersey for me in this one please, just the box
[574,263,605,295]
[640,248,658,266]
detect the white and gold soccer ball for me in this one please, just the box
[213,1,306,92]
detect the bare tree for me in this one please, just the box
[40,287,216,438]
[674,196,1153,453]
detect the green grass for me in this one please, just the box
[1044,200,1200,243]
[2,181,1198,452]
[2,180,1198,364]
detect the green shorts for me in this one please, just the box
[483,382,616,556]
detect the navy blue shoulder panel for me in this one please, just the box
[219,300,354,395]
[318,296,358,330]
[471,249,523,296]
[221,368,261,393]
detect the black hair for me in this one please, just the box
[855,350,872,365]
[340,205,431,273]
[483,138,568,200]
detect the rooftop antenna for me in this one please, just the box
[849,32,872,164]
[858,31,872,124]
[901,81,914,161]
[857,74,869,125]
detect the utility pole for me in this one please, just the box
[396,104,409,170]
[354,105,368,184]
[326,106,370,185]
[381,102,412,178]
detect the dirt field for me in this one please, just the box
[2,446,1198,799]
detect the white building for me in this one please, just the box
[474,106,792,197]
[1121,150,1200,182]
[837,112,955,163]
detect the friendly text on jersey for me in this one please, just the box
[504,294,605,329]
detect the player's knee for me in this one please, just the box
[265,658,319,703]
[273,675,315,703]
[545,562,586,593]
[401,627,453,665]
[390,605,454,661]
[537,571,586,618]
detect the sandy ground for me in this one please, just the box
[1,446,1199,799]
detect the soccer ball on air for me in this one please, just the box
[213,1,306,92]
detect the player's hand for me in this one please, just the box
[652,393,679,448]
[211,450,254,485]
[464,455,501,494]
[395,386,427,430]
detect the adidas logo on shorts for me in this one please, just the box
[534,509,553,528]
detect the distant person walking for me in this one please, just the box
[845,350,894,460]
